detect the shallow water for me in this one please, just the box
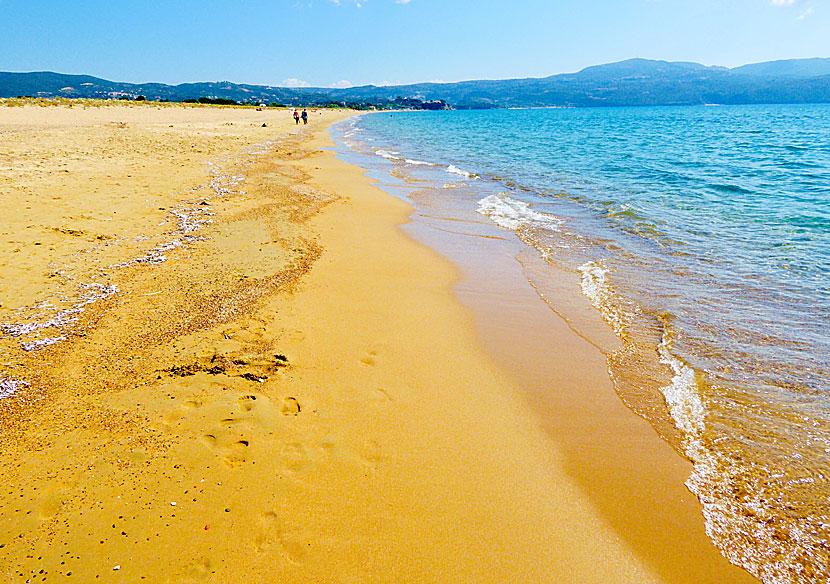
[335,105,830,584]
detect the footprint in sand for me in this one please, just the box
[254,511,278,552]
[255,511,307,564]
[238,394,257,412]
[198,392,285,466]
[37,491,66,520]
[281,396,300,416]
[281,442,314,473]
[360,350,378,367]
[219,417,246,428]
[201,434,218,449]
[201,434,251,467]
[361,439,387,467]
[223,440,250,467]
[159,397,203,433]
[171,557,212,583]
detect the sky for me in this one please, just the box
[1,0,828,88]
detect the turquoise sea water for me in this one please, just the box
[334,105,830,584]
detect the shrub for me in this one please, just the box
[197,97,236,105]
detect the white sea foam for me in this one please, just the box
[447,164,474,178]
[578,261,608,305]
[653,335,775,583]
[404,159,435,166]
[79,283,120,301]
[654,337,736,579]
[578,260,719,561]
[576,257,792,582]
[0,378,28,399]
[476,193,562,232]
[247,141,275,156]
[111,241,178,268]
[657,337,706,437]
[375,149,400,161]
[578,261,625,336]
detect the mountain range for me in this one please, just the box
[2,57,830,109]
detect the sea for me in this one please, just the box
[332,105,830,584]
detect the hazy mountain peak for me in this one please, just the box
[574,58,715,78]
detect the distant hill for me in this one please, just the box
[732,58,830,78]
[573,58,724,81]
[0,71,326,105]
[3,57,830,109]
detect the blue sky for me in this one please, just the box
[1,0,827,87]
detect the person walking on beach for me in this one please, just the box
[301,109,308,125]
[293,109,300,124]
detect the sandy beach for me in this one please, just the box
[0,100,757,583]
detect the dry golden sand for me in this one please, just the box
[0,101,754,582]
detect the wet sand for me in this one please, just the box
[0,100,755,582]
[398,205,759,583]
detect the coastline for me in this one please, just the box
[332,118,760,583]
[0,102,753,582]
[391,195,759,583]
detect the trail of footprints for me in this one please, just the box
[165,389,385,477]
[194,393,301,468]
[154,345,394,574]
[160,347,390,472]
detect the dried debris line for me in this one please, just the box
[0,166,249,360]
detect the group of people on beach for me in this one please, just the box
[293,109,308,125]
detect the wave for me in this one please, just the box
[657,336,706,439]
[375,149,401,161]
[476,193,562,232]
[579,265,830,584]
[447,164,475,178]
[578,261,627,337]
[708,182,754,195]
[345,105,830,583]
[374,148,434,167]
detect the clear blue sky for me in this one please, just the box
[1,0,828,87]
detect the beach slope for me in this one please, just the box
[0,101,750,582]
